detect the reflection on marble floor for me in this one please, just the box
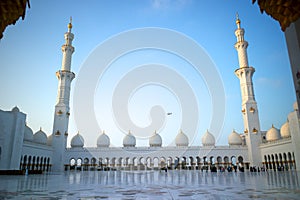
[0,170,300,199]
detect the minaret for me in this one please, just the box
[234,14,262,167]
[51,18,75,172]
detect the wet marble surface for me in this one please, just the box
[0,170,300,199]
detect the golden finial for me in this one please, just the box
[236,12,241,29]
[102,130,105,134]
[68,16,73,31]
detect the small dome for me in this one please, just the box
[202,130,215,146]
[228,130,242,145]
[97,131,110,147]
[175,130,189,146]
[149,131,162,147]
[12,106,19,112]
[266,125,281,142]
[23,125,34,141]
[33,128,47,144]
[71,133,84,148]
[293,101,298,111]
[280,121,290,138]
[123,131,136,147]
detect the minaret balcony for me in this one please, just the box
[249,107,255,113]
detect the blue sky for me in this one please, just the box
[0,0,295,147]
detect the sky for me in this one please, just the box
[0,0,295,147]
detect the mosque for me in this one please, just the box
[0,17,299,173]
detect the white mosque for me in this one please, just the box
[0,17,300,173]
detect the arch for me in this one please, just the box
[160,157,166,168]
[181,157,187,169]
[32,156,36,170]
[125,157,130,167]
[231,156,236,166]
[174,157,180,169]
[167,157,173,168]
[43,157,47,171]
[196,156,201,166]
[267,154,271,169]
[210,156,215,165]
[223,156,229,166]
[153,157,159,168]
[216,156,222,164]
[104,157,109,167]
[46,157,50,171]
[77,158,82,166]
[237,156,243,164]
[90,157,96,170]
[70,158,76,170]
[40,156,43,170]
[83,157,89,171]
[23,155,27,170]
[36,156,40,170]
[146,157,152,168]
[28,156,32,171]
[133,157,138,166]
[117,157,122,168]
[288,152,293,169]
[84,157,89,165]
[138,157,145,170]
[111,157,116,167]
[132,157,138,170]
[203,156,208,165]
[189,156,194,167]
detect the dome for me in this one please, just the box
[175,130,189,146]
[33,128,47,144]
[11,106,19,112]
[266,125,281,142]
[23,125,33,141]
[97,131,110,147]
[149,131,162,147]
[280,121,290,138]
[71,133,84,148]
[123,131,136,147]
[228,130,242,145]
[202,130,215,146]
[293,101,298,111]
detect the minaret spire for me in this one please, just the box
[68,17,72,33]
[234,15,262,167]
[236,13,241,29]
[51,19,76,172]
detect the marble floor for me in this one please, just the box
[0,170,300,199]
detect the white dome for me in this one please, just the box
[33,129,47,144]
[23,125,33,141]
[149,131,162,147]
[47,134,53,146]
[280,121,290,138]
[97,131,110,147]
[202,130,215,146]
[293,101,298,111]
[266,125,281,142]
[228,130,242,145]
[123,131,136,147]
[175,130,189,146]
[71,133,84,148]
